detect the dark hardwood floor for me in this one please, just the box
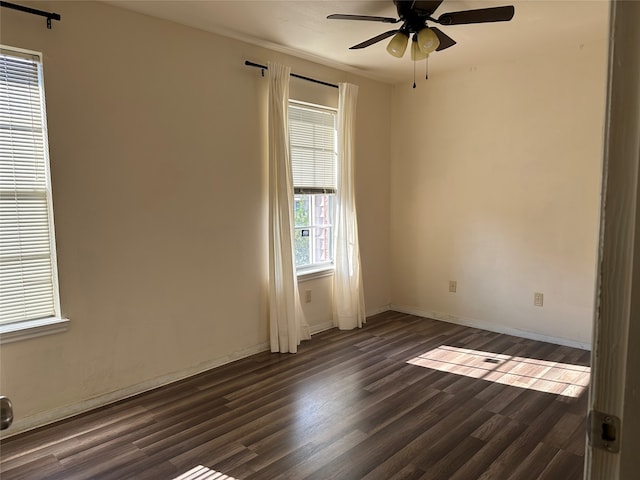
[0,311,591,480]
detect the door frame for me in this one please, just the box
[586,1,640,478]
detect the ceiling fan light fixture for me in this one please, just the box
[417,27,440,54]
[386,31,409,58]
[411,39,428,61]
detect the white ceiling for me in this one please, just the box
[105,0,609,84]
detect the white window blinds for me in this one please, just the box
[0,47,59,325]
[289,103,337,194]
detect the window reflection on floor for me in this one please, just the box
[173,465,240,480]
[407,345,590,398]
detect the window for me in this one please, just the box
[289,101,337,274]
[0,46,62,335]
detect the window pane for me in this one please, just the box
[293,193,335,269]
[313,194,332,226]
[313,226,333,264]
[294,195,309,228]
[293,194,335,270]
[294,229,310,267]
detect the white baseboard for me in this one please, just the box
[308,304,392,334]
[366,304,391,317]
[1,341,270,439]
[310,321,335,334]
[390,304,591,351]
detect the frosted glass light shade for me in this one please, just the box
[411,40,428,61]
[386,32,409,58]
[417,28,440,54]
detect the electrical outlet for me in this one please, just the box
[305,290,312,303]
[449,280,457,293]
[534,292,544,307]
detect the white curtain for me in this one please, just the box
[334,83,366,330]
[267,62,310,353]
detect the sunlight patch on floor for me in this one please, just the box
[173,465,240,480]
[407,345,590,398]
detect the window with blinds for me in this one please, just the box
[289,103,337,194]
[289,102,337,272]
[0,46,60,326]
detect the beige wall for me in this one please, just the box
[389,10,609,347]
[0,0,391,433]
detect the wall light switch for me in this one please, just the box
[449,280,457,293]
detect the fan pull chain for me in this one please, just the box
[413,59,416,88]
[426,56,429,80]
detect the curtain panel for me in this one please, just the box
[334,83,366,330]
[267,62,310,353]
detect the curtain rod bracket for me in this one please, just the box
[0,1,61,29]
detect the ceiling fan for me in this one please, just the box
[327,0,515,61]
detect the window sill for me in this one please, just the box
[0,317,70,345]
[297,267,334,282]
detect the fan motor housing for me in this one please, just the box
[395,0,432,33]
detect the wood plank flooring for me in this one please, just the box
[0,311,591,479]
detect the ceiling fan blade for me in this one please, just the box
[430,27,457,51]
[350,30,399,49]
[436,6,515,25]
[327,14,399,24]
[412,1,445,15]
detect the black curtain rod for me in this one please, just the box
[0,1,60,29]
[245,61,338,89]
